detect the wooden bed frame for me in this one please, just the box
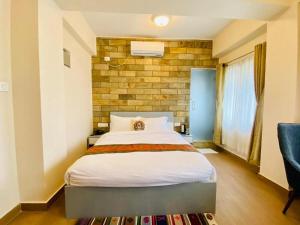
[65,112,217,218]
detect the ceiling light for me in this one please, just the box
[153,15,170,27]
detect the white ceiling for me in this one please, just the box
[82,13,231,39]
[55,0,293,39]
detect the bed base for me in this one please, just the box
[65,182,216,218]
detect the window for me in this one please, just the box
[222,54,257,159]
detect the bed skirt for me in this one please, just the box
[65,182,216,218]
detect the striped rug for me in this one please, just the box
[76,213,218,225]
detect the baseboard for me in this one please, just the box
[216,144,260,173]
[193,141,218,150]
[0,204,21,225]
[21,185,65,211]
[257,174,289,195]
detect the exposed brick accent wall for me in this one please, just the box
[92,38,218,130]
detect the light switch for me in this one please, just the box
[0,82,9,92]
[63,48,71,68]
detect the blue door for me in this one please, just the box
[190,69,216,141]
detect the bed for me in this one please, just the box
[64,112,216,218]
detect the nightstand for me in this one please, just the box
[87,135,102,148]
[181,134,193,143]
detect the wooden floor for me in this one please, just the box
[8,151,300,225]
[207,152,300,225]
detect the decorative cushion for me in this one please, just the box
[133,120,145,131]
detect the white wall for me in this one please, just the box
[260,2,299,189]
[218,33,266,64]
[213,20,266,58]
[11,0,46,202]
[38,0,94,200]
[0,0,20,217]
[63,27,93,165]
[38,0,68,200]
[10,0,95,205]
[63,11,97,55]
[36,0,95,202]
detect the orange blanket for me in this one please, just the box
[87,144,197,155]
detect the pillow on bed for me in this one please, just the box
[143,116,169,131]
[110,115,135,132]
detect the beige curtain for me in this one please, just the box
[248,42,267,166]
[213,64,225,145]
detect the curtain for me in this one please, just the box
[222,54,257,159]
[248,42,267,166]
[213,64,225,145]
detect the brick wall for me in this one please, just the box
[92,38,218,130]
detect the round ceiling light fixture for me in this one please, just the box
[153,15,170,27]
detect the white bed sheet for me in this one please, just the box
[65,131,216,187]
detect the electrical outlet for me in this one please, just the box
[174,122,181,127]
[0,82,9,92]
[98,123,109,128]
[104,56,111,62]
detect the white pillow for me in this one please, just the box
[143,117,169,132]
[110,115,135,132]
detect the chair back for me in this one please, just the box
[277,123,300,191]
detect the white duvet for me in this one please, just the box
[65,131,216,187]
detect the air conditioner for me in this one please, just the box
[131,41,164,57]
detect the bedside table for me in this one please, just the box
[181,134,193,143]
[87,135,102,148]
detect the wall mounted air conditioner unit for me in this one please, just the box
[131,41,164,57]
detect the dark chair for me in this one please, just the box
[277,123,300,214]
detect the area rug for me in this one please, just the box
[197,148,218,154]
[76,213,218,225]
